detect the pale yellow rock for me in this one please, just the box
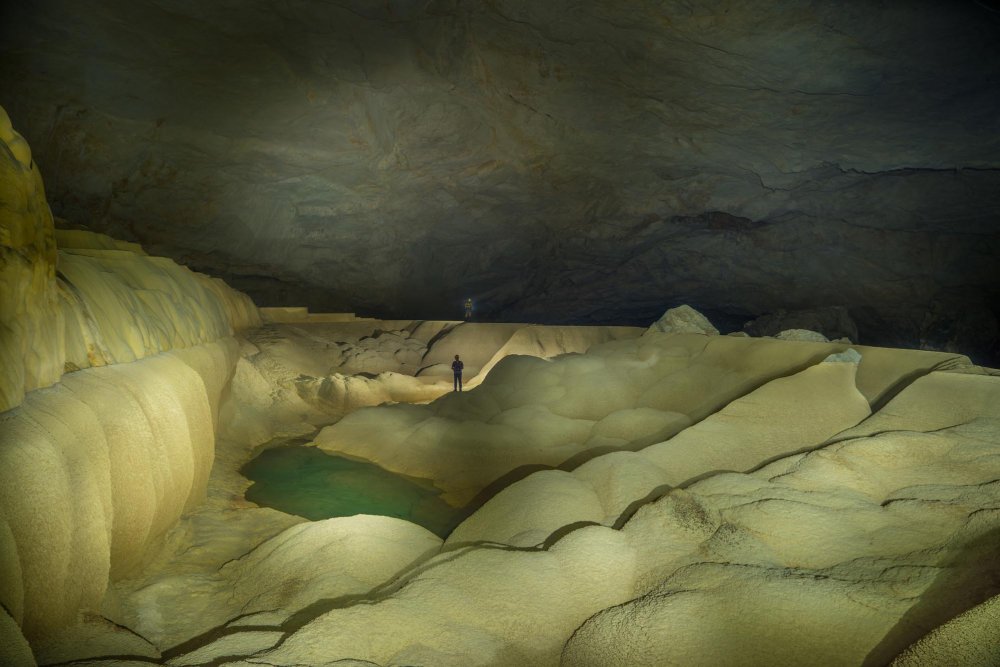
[316,335,854,505]
[849,343,967,406]
[168,631,285,666]
[834,369,1000,439]
[0,516,23,622]
[32,614,159,665]
[441,355,870,548]
[220,516,442,617]
[446,471,604,547]
[563,564,914,667]
[0,105,62,412]
[562,371,1000,666]
[639,358,871,484]
[633,335,835,420]
[590,407,690,445]
[775,327,829,342]
[0,340,237,640]
[54,228,146,254]
[571,451,672,523]
[258,306,309,322]
[419,322,525,377]
[1,105,259,413]
[35,324,1000,667]
[56,247,258,368]
[891,593,1000,667]
[644,304,719,336]
[2,151,995,667]
[255,526,637,667]
[467,324,641,386]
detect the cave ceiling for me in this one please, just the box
[1,0,999,358]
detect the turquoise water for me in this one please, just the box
[241,445,461,537]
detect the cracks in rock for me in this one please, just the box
[117,542,530,666]
[679,37,747,60]
[832,164,1000,177]
[42,656,162,667]
[826,216,1000,238]
[58,337,998,665]
[325,0,443,26]
[868,359,967,415]
[728,161,1000,199]
[834,422,977,447]
[881,478,1000,509]
[506,93,556,122]
[484,3,621,53]
[712,82,874,98]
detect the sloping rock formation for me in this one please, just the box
[1,109,260,651]
[1,107,259,413]
[314,332,963,505]
[1,1,998,360]
[79,329,998,667]
[3,277,991,666]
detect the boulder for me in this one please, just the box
[745,306,858,342]
[645,305,719,337]
[775,328,830,343]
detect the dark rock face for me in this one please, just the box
[745,307,858,342]
[1,1,999,361]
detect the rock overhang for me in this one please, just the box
[0,0,998,362]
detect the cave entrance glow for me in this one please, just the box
[241,445,461,538]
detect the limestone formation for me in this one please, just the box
[744,306,859,342]
[445,346,870,546]
[6,298,996,666]
[644,304,719,337]
[2,107,259,414]
[91,516,441,653]
[176,360,994,667]
[891,594,1000,667]
[0,105,61,412]
[315,333,955,506]
[0,340,240,639]
[1,109,264,642]
[220,319,641,447]
[774,327,830,342]
[561,370,1000,667]
[2,87,999,667]
[1,2,997,361]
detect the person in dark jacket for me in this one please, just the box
[451,354,464,392]
[464,298,473,320]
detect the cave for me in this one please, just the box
[1,2,999,666]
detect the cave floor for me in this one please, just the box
[30,322,1000,667]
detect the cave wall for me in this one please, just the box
[0,106,62,412]
[1,108,259,643]
[1,0,998,359]
[0,338,240,640]
[1,106,259,413]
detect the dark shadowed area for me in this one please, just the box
[1,0,998,362]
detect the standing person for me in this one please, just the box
[451,354,464,392]
[464,297,473,320]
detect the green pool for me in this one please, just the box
[241,444,462,538]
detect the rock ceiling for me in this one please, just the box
[1,0,998,359]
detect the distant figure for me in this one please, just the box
[464,297,473,320]
[451,354,464,392]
